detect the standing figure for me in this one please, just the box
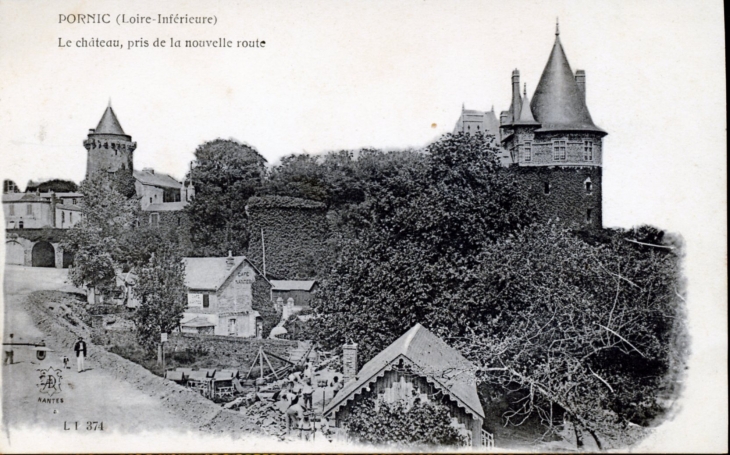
[73,336,87,372]
[302,379,314,410]
[3,333,14,365]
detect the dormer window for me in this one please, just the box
[583,141,594,161]
[552,140,566,160]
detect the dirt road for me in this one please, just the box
[1,266,195,445]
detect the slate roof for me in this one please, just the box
[530,33,605,134]
[134,169,183,189]
[324,323,484,420]
[2,193,49,203]
[182,255,269,291]
[271,280,317,292]
[181,316,216,328]
[183,256,246,291]
[94,105,127,135]
[514,91,540,125]
[56,203,82,211]
[144,202,187,212]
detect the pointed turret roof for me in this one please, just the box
[530,30,605,134]
[94,105,126,135]
[514,84,540,125]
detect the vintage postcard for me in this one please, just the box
[1,0,726,453]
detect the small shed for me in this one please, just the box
[324,323,488,448]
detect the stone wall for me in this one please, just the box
[246,196,328,280]
[509,166,603,229]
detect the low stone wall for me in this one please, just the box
[166,333,299,371]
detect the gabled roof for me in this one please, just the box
[181,316,216,328]
[530,33,605,134]
[2,193,49,203]
[95,105,127,135]
[453,107,501,139]
[183,255,269,291]
[271,280,317,292]
[134,169,183,189]
[324,323,484,420]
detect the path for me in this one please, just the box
[1,266,194,446]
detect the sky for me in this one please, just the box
[0,0,726,452]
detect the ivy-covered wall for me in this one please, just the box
[246,196,328,280]
[252,274,280,338]
[508,166,602,229]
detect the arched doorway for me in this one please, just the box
[62,250,74,268]
[32,241,55,267]
[5,241,24,265]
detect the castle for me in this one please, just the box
[453,23,606,228]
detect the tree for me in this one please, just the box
[132,245,187,353]
[25,178,79,193]
[184,139,267,256]
[62,172,138,295]
[454,224,685,449]
[343,397,467,448]
[310,133,538,363]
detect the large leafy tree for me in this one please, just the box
[185,139,267,256]
[62,171,139,295]
[132,244,187,353]
[456,224,685,449]
[310,133,538,362]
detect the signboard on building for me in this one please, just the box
[187,293,203,307]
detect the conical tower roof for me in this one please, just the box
[530,32,605,134]
[94,105,126,135]
[514,86,539,125]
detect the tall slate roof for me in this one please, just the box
[133,169,183,189]
[324,323,484,420]
[530,32,605,134]
[514,90,540,125]
[94,105,127,135]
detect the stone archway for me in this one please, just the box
[31,241,56,267]
[5,241,24,265]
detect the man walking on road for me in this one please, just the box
[3,333,14,365]
[73,336,87,372]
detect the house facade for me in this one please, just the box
[181,254,272,338]
[324,323,489,448]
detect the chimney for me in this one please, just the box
[343,341,358,384]
[511,69,522,122]
[575,70,586,102]
[88,128,95,134]
[142,167,155,174]
[226,251,234,270]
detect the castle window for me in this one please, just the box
[26,204,32,215]
[9,204,14,216]
[18,221,23,229]
[149,197,153,204]
[552,140,566,160]
[585,179,593,193]
[524,142,532,162]
[584,141,594,161]
[586,209,593,223]
[203,294,210,308]
[544,181,550,195]
[150,213,159,227]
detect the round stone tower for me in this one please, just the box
[84,104,136,179]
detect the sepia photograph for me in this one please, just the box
[1,0,726,453]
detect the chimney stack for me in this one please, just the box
[343,341,358,384]
[575,70,586,102]
[226,250,234,270]
[511,69,522,122]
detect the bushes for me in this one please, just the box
[344,397,468,448]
